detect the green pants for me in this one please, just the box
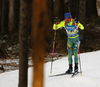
[67,37,79,64]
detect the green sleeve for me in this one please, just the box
[53,20,65,30]
[77,22,84,30]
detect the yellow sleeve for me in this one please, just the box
[77,22,84,30]
[53,20,65,30]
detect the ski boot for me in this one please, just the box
[65,64,73,74]
[74,63,78,73]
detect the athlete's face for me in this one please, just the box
[65,18,71,23]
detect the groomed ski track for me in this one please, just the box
[44,51,100,87]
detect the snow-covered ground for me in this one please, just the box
[0,51,100,87]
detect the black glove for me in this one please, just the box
[75,18,78,23]
[54,17,58,22]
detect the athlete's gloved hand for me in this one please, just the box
[75,18,78,23]
[54,17,58,23]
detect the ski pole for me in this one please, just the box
[67,4,72,18]
[50,18,58,74]
[76,25,82,76]
[78,43,82,76]
[76,24,82,76]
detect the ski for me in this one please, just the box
[49,71,82,77]
[49,72,72,77]
[71,72,79,77]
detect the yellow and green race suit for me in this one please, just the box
[53,19,84,64]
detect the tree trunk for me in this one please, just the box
[47,0,54,25]
[9,0,20,31]
[54,0,65,20]
[1,0,9,33]
[9,0,15,31]
[79,0,86,52]
[79,0,86,24]
[32,0,48,87]
[1,0,5,33]
[14,0,20,31]
[69,0,79,18]
[86,0,98,18]
[0,0,2,32]
[19,0,30,87]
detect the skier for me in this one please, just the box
[53,12,84,74]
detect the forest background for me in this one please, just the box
[0,0,100,58]
[0,0,100,87]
